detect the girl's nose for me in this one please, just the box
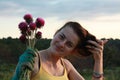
[59,40,66,48]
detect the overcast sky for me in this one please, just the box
[0,0,120,39]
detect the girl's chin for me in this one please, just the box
[49,46,65,55]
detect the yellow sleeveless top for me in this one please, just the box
[31,58,69,80]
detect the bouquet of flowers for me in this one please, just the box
[12,14,45,80]
[19,14,45,48]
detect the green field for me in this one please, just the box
[0,63,120,80]
[0,63,15,80]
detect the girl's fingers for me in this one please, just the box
[103,39,108,44]
[86,45,101,54]
[97,39,108,45]
[87,40,103,50]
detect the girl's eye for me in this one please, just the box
[66,42,73,48]
[59,34,64,40]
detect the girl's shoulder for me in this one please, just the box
[62,58,74,73]
[62,58,73,67]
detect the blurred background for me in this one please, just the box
[0,0,120,80]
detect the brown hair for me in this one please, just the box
[55,21,98,57]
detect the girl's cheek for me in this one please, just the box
[51,37,59,45]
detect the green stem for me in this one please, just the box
[27,32,31,48]
[29,36,31,48]
[33,28,37,49]
[30,30,34,49]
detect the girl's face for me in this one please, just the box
[50,26,79,57]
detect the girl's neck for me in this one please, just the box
[42,48,62,66]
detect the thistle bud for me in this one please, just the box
[35,31,42,39]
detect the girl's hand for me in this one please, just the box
[86,39,108,61]
[12,48,37,80]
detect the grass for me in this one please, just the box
[104,67,120,80]
[76,67,120,80]
[0,63,120,80]
[0,63,15,80]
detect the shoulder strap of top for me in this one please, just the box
[60,58,68,74]
[61,58,65,67]
[37,52,41,69]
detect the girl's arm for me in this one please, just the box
[63,59,85,80]
[12,48,37,80]
[63,40,107,80]
[87,40,107,80]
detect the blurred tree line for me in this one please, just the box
[0,37,120,70]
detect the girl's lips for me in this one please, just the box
[55,45,63,52]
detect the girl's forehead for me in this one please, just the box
[59,27,79,45]
[60,27,75,35]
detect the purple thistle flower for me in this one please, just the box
[29,22,36,30]
[35,17,45,28]
[24,14,33,24]
[19,34,27,43]
[18,22,28,31]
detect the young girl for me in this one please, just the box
[13,21,107,80]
